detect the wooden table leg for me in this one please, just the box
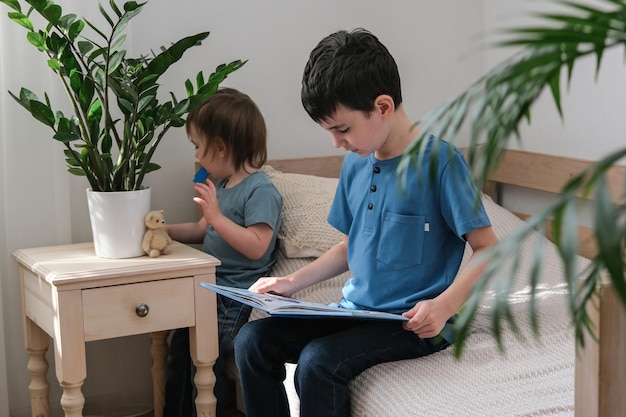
[58,381,85,417]
[55,290,87,417]
[191,274,219,417]
[151,331,169,417]
[25,318,50,417]
[192,358,217,417]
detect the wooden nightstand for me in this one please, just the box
[12,241,221,417]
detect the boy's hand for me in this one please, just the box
[249,277,295,298]
[402,299,448,339]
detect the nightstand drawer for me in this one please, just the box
[82,278,196,341]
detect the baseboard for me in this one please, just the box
[10,393,153,417]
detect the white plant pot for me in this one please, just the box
[86,187,151,258]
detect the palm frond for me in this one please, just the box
[400,0,626,353]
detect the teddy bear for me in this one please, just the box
[142,210,173,257]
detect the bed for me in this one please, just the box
[227,149,625,417]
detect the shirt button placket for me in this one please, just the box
[368,166,380,210]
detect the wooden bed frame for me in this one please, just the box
[267,148,626,417]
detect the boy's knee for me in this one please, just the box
[233,321,254,352]
[297,340,336,379]
[233,320,269,360]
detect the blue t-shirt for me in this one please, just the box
[328,137,490,314]
[202,171,283,289]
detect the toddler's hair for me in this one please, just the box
[186,88,267,170]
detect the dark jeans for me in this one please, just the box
[163,295,252,417]
[233,317,450,417]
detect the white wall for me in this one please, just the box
[0,28,11,416]
[1,1,484,415]
[483,0,626,221]
[484,0,626,161]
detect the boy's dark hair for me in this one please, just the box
[301,28,402,123]
[186,87,267,170]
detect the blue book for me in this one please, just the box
[199,282,408,321]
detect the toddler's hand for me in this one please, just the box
[193,180,221,223]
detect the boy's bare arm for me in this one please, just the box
[250,236,350,297]
[403,226,498,338]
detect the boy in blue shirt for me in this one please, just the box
[234,29,498,417]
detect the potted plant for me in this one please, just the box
[1,0,245,257]
[400,0,626,355]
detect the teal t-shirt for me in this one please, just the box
[328,137,490,315]
[202,171,282,289]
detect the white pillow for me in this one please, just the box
[263,165,344,258]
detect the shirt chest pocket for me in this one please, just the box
[376,212,425,270]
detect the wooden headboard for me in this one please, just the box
[266,155,345,178]
[268,149,626,260]
[266,148,626,417]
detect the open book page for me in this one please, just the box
[200,282,408,321]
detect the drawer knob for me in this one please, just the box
[135,304,150,317]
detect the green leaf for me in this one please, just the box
[7,11,33,30]
[111,1,144,42]
[140,32,211,84]
[169,116,185,128]
[67,18,84,41]
[138,73,158,87]
[17,87,37,106]
[87,99,103,124]
[56,116,71,133]
[123,1,143,12]
[54,131,81,143]
[47,58,60,71]
[26,30,46,50]
[79,78,95,113]
[188,60,247,110]
[110,32,126,53]
[69,68,82,94]
[118,97,134,114]
[142,162,160,174]
[58,12,76,30]
[77,40,94,55]
[101,132,112,154]
[9,91,30,112]
[184,79,193,96]
[0,0,21,12]
[107,50,125,74]
[88,46,107,64]
[29,100,56,127]
[547,69,563,118]
[68,167,87,176]
[41,3,61,25]
[196,71,205,89]
[98,2,115,27]
[109,0,122,17]
[93,67,106,89]
[137,95,153,113]
[594,177,626,299]
[27,0,49,13]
